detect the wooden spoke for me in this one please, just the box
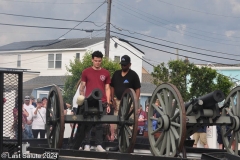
[168,92,173,116]
[237,91,240,116]
[151,127,162,135]
[171,126,179,140]
[170,129,176,154]
[171,122,180,128]
[170,100,177,118]
[170,110,179,121]
[230,97,236,115]
[163,89,170,115]
[152,103,164,115]
[157,93,166,114]
[166,131,170,156]
[148,83,186,157]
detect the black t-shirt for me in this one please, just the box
[110,69,141,100]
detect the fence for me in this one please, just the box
[0,69,23,159]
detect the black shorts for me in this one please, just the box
[217,134,230,144]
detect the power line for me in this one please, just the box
[56,1,106,40]
[112,36,240,82]
[0,23,105,31]
[1,0,104,5]
[110,37,155,67]
[115,0,240,39]
[156,0,240,19]
[113,5,240,46]
[115,36,238,66]
[0,12,105,27]
[111,31,240,62]
[111,23,240,57]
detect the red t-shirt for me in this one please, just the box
[81,67,111,102]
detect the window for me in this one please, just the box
[76,53,80,61]
[114,56,120,62]
[17,55,21,67]
[48,53,62,69]
[55,54,62,68]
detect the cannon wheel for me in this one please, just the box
[148,83,186,157]
[221,86,240,155]
[46,85,65,148]
[118,88,138,153]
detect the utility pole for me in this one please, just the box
[105,0,112,59]
[176,49,179,60]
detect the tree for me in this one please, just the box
[151,59,234,102]
[63,52,121,103]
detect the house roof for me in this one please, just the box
[197,64,240,67]
[141,83,156,94]
[142,73,154,83]
[0,37,105,51]
[23,76,67,96]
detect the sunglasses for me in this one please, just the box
[121,64,127,67]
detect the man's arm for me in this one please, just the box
[135,88,140,100]
[79,81,86,96]
[110,87,115,101]
[105,84,111,104]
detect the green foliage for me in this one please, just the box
[151,59,234,101]
[63,51,121,103]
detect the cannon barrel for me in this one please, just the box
[198,90,225,107]
[86,88,103,101]
[185,90,225,108]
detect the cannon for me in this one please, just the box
[45,85,138,153]
[147,83,240,157]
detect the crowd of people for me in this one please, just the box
[12,96,48,139]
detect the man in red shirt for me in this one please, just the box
[79,51,111,152]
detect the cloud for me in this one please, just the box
[175,24,186,35]
[135,0,142,3]
[225,30,235,37]
[140,29,151,35]
[229,0,240,14]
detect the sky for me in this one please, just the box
[0,0,240,72]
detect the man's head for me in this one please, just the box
[145,104,149,112]
[91,51,103,69]
[42,97,48,106]
[24,95,30,105]
[120,55,131,72]
[138,104,143,114]
[37,98,42,106]
[30,95,35,102]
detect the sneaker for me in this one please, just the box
[79,147,82,150]
[84,145,90,151]
[96,145,106,152]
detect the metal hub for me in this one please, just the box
[231,116,240,131]
[158,115,171,131]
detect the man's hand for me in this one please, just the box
[106,104,111,113]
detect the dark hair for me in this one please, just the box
[42,97,48,101]
[92,51,103,59]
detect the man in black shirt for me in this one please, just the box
[109,55,141,151]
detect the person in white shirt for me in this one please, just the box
[23,95,35,139]
[32,98,46,138]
